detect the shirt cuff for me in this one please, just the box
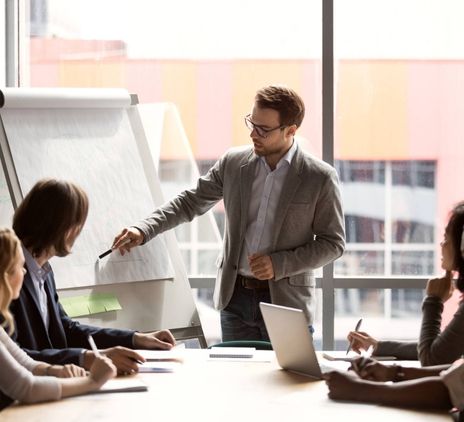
[79,349,86,367]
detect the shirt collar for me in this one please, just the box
[22,245,52,280]
[281,138,297,166]
[261,138,297,170]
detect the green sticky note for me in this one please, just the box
[104,295,122,312]
[61,297,91,317]
[60,293,122,317]
[87,296,107,314]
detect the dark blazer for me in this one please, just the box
[9,270,135,365]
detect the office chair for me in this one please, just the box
[208,340,273,350]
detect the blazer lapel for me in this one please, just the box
[44,276,67,348]
[271,150,303,247]
[21,273,53,344]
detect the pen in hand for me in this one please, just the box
[98,237,132,260]
[88,335,101,357]
[346,318,363,355]
[351,344,374,373]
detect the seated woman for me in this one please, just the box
[325,356,461,415]
[0,227,116,410]
[347,201,464,366]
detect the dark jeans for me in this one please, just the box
[220,281,271,342]
[220,280,315,342]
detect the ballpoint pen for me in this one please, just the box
[88,335,101,356]
[346,318,363,355]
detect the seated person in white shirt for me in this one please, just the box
[0,227,116,410]
[325,356,464,413]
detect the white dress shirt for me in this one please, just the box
[238,140,297,277]
[22,246,52,329]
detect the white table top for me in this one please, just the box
[1,350,450,421]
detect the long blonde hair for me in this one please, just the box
[0,227,20,334]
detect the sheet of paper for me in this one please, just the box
[209,347,255,359]
[135,344,185,363]
[1,106,174,288]
[322,351,397,361]
[138,361,181,373]
[92,378,148,394]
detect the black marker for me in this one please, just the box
[98,238,132,260]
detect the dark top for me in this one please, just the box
[9,270,135,365]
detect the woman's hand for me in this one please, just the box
[426,271,454,302]
[346,331,378,354]
[52,364,86,378]
[350,357,396,382]
[89,356,117,387]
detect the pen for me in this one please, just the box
[98,237,132,260]
[88,335,101,356]
[346,318,363,355]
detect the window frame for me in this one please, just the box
[4,0,429,349]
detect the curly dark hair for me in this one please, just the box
[446,201,464,292]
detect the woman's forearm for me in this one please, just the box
[401,364,450,381]
[365,377,451,409]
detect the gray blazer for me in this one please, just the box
[136,145,345,324]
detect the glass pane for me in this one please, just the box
[335,251,384,276]
[391,251,434,276]
[26,0,323,280]
[333,0,464,278]
[0,168,14,227]
[334,288,423,350]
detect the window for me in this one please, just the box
[5,0,464,348]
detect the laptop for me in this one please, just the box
[260,302,334,379]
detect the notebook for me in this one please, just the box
[322,351,397,361]
[208,347,255,359]
[260,302,335,379]
[92,378,148,394]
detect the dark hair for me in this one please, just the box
[13,179,89,257]
[446,201,464,292]
[255,85,305,128]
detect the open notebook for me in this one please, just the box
[322,351,397,361]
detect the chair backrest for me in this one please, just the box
[208,340,273,350]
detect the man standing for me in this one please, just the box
[114,85,345,341]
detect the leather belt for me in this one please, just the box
[237,274,269,290]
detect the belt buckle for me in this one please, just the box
[240,275,266,290]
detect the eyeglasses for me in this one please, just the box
[244,114,287,139]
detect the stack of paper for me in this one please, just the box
[208,347,255,359]
[93,378,148,394]
[135,345,185,373]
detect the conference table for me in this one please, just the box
[1,350,450,421]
